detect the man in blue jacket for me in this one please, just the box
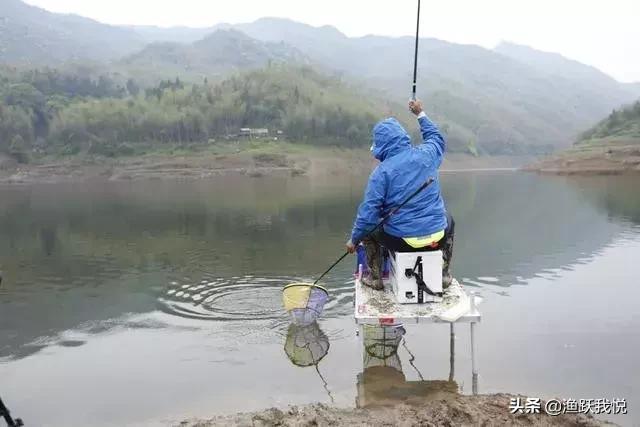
[346,100,454,290]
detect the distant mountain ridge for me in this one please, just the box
[127,25,214,44]
[0,0,145,64]
[2,1,640,155]
[495,42,619,81]
[495,41,640,112]
[219,18,640,154]
[525,100,640,174]
[121,29,309,80]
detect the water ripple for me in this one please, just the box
[157,275,355,322]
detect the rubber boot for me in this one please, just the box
[441,215,455,290]
[362,238,384,291]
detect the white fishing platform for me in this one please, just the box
[354,277,482,325]
[354,272,483,393]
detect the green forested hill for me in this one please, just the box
[526,101,640,174]
[2,1,640,157]
[230,18,639,155]
[578,101,640,143]
[0,66,387,160]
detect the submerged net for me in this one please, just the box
[282,283,329,325]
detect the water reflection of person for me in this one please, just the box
[283,322,333,402]
[356,325,459,409]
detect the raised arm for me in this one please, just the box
[409,99,446,166]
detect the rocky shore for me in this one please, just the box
[177,395,610,427]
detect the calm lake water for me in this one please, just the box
[1,172,639,426]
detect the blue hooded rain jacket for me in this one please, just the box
[350,114,447,243]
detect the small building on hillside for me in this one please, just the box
[240,128,269,138]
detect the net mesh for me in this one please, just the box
[282,283,329,325]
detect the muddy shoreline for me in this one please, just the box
[524,142,640,175]
[0,151,532,184]
[177,395,609,426]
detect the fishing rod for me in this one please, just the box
[412,0,422,100]
[313,0,426,285]
[313,177,435,285]
[0,396,23,427]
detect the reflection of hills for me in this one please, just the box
[1,173,638,359]
[0,177,362,359]
[442,173,636,285]
[560,176,640,226]
[0,178,363,278]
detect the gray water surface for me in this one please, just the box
[1,172,639,426]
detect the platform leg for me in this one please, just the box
[470,321,478,395]
[357,323,364,365]
[449,323,455,382]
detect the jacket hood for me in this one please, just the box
[371,118,411,161]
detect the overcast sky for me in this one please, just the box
[23,0,640,82]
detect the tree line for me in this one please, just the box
[0,65,380,162]
[579,100,640,142]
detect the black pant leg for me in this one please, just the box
[441,213,455,277]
